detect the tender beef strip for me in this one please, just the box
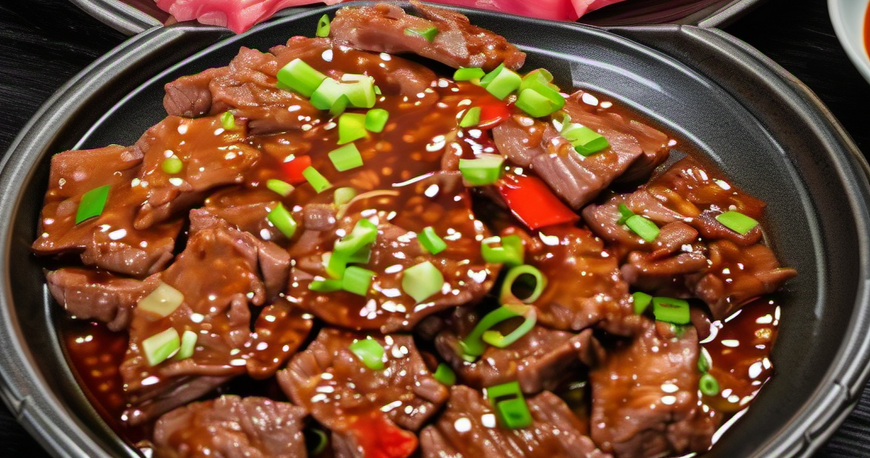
[589,321,721,458]
[278,328,449,458]
[203,187,285,242]
[288,172,498,333]
[420,385,612,458]
[133,115,261,229]
[152,395,307,458]
[502,225,640,335]
[246,298,313,380]
[32,145,182,277]
[329,2,525,71]
[435,308,601,393]
[46,267,159,331]
[163,66,224,118]
[121,211,291,425]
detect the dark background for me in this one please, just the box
[1,0,869,456]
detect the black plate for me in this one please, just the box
[2,4,869,458]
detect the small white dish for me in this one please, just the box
[829,0,870,84]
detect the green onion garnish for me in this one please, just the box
[309,276,342,292]
[142,327,180,367]
[515,84,564,118]
[334,186,357,206]
[434,363,456,386]
[266,179,294,197]
[458,154,504,186]
[329,94,350,116]
[480,235,524,266]
[418,226,447,255]
[323,251,347,279]
[562,124,609,156]
[137,282,184,318]
[500,264,547,305]
[348,338,385,370]
[310,77,344,110]
[342,266,375,296]
[328,143,364,172]
[175,330,198,360]
[277,59,327,98]
[459,107,481,128]
[309,428,329,455]
[454,67,485,82]
[653,296,691,325]
[339,73,377,109]
[302,166,331,193]
[632,291,653,315]
[220,111,236,130]
[616,203,634,225]
[335,218,378,256]
[75,185,111,224]
[518,68,554,92]
[267,202,298,239]
[485,381,533,429]
[697,350,710,374]
[365,108,389,133]
[480,63,522,100]
[699,373,720,397]
[404,26,439,42]
[401,261,444,303]
[715,210,759,235]
[316,14,330,37]
[161,156,183,174]
[625,214,659,242]
[459,303,531,360]
[337,113,368,145]
[482,306,536,348]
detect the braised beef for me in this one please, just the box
[246,298,313,380]
[329,2,525,71]
[152,395,307,458]
[589,321,721,458]
[420,385,612,458]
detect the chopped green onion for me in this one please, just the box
[458,153,504,186]
[518,68,554,92]
[309,276,342,292]
[220,111,236,130]
[316,14,330,37]
[404,26,439,42]
[482,306,536,348]
[310,77,344,110]
[698,349,710,374]
[337,113,368,145]
[277,59,327,98]
[309,428,329,455]
[418,226,447,255]
[267,202,298,239]
[515,84,564,118]
[454,67,485,82]
[161,156,184,174]
[434,363,456,386]
[485,381,533,429]
[347,245,372,265]
[459,107,481,128]
[632,291,652,315]
[401,261,444,303]
[500,264,547,305]
[266,179,294,197]
[334,187,357,206]
[480,63,522,100]
[75,185,111,224]
[142,327,180,367]
[699,373,720,397]
[348,338,385,370]
[323,251,347,279]
[653,296,691,325]
[137,282,185,318]
[328,94,350,116]
[459,303,530,359]
[365,108,389,133]
[480,235,524,266]
[302,166,331,193]
[339,74,377,109]
[625,214,659,242]
[562,124,609,156]
[374,85,382,95]
[715,210,759,235]
[175,330,198,360]
[329,143,364,172]
[616,203,634,225]
[335,218,378,256]
[342,266,375,296]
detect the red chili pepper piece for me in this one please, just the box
[477,99,511,130]
[349,411,418,458]
[497,174,579,230]
[281,155,312,185]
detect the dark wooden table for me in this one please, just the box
[1,0,868,456]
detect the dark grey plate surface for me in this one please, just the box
[1,4,868,458]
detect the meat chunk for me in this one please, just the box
[420,385,612,458]
[330,2,525,71]
[32,145,182,277]
[589,321,721,458]
[246,298,313,380]
[279,328,449,458]
[152,395,307,458]
[46,267,159,331]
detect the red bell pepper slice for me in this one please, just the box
[497,174,579,230]
[281,155,312,185]
[348,410,418,458]
[477,99,511,129]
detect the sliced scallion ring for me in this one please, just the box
[302,166,332,193]
[365,108,389,133]
[342,266,375,296]
[459,303,531,360]
[137,282,184,318]
[418,226,447,255]
[333,186,357,206]
[277,59,327,98]
[266,179,294,197]
[329,143,364,172]
[625,214,659,243]
[715,210,759,235]
[480,235,524,266]
[459,107,481,128]
[220,111,236,130]
[316,14,330,37]
[161,156,183,174]
[75,185,111,224]
[485,381,532,429]
[434,363,456,386]
[480,63,522,100]
[404,26,439,42]
[454,67,485,82]
[175,330,198,360]
[458,154,504,186]
[699,373,720,397]
[632,291,653,315]
[500,264,547,305]
[348,338,385,370]
[653,296,691,325]
[267,202,298,239]
[401,261,444,303]
[142,327,180,367]
[482,306,536,348]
